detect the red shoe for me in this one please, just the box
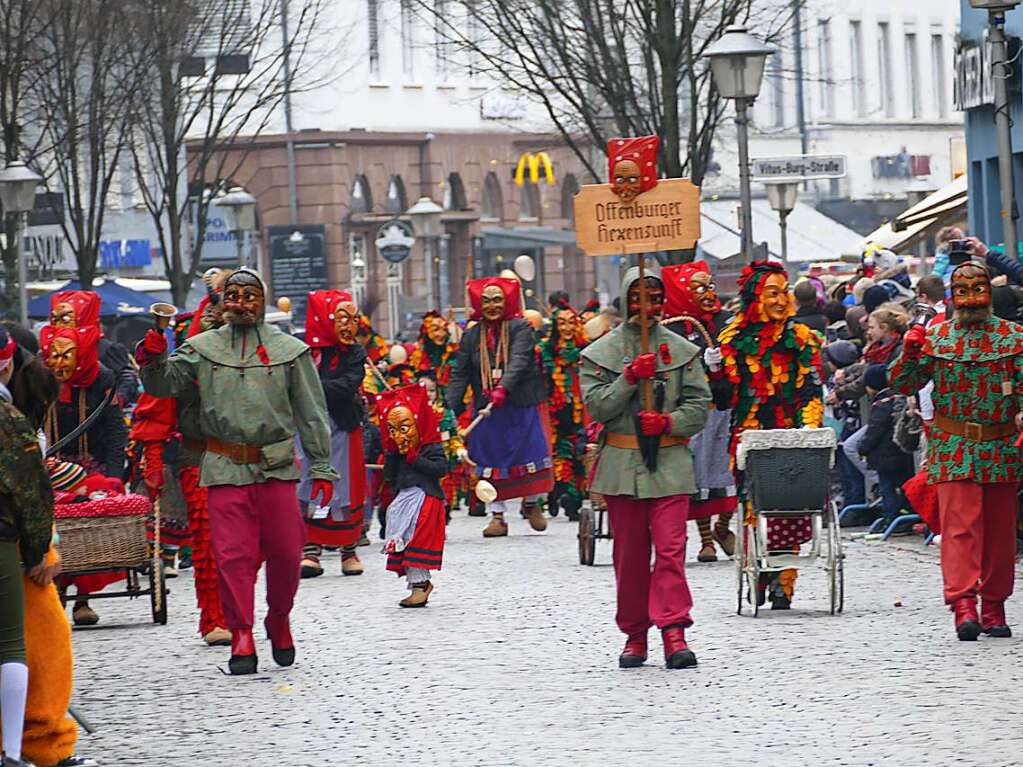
[229,628,257,675]
[661,625,697,669]
[264,613,296,666]
[953,598,981,641]
[618,633,647,669]
[981,600,1012,638]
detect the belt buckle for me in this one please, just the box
[964,421,983,441]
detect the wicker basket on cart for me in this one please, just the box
[583,443,607,511]
[54,494,152,572]
[737,428,836,510]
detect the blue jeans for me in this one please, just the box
[877,469,912,523]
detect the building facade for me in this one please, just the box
[710,0,965,235]
[960,1,1023,247]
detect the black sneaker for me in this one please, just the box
[57,756,99,766]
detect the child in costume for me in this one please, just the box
[378,385,448,607]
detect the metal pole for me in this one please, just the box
[990,10,1018,257]
[16,212,27,327]
[792,0,809,156]
[736,98,755,262]
[424,236,435,308]
[234,228,244,268]
[779,210,789,274]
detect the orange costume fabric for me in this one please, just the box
[21,548,77,767]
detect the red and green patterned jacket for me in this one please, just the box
[890,316,1023,484]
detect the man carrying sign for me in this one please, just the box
[581,265,711,669]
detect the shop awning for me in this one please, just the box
[698,198,861,263]
[842,175,968,258]
[27,279,159,318]
[479,226,577,249]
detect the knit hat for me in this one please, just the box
[864,363,889,392]
[49,461,88,492]
[863,285,890,314]
[824,340,860,369]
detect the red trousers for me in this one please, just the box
[207,479,305,631]
[606,494,693,636]
[935,480,1018,605]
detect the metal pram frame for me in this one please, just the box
[734,428,844,617]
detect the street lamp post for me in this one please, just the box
[704,26,774,263]
[217,186,258,268]
[970,0,1020,257]
[766,181,800,278]
[406,196,444,309]
[0,161,42,327]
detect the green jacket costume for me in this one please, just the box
[140,320,337,488]
[581,267,711,499]
[890,315,1023,484]
[0,400,54,568]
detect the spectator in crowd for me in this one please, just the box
[931,226,965,280]
[793,280,828,335]
[862,284,891,316]
[915,275,947,325]
[823,300,848,342]
[844,305,868,350]
[858,364,914,527]
[830,303,909,517]
[823,340,864,508]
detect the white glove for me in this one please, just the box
[456,448,469,462]
[703,346,723,371]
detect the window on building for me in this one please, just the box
[214,54,250,75]
[932,34,948,118]
[444,173,467,210]
[817,19,834,118]
[367,0,381,78]
[179,56,205,78]
[878,22,894,118]
[435,0,450,79]
[905,33,920,119]
[519,182,539,220]
[385,175,407,215]
[481,172,502,219]
[850,21,865,117]
[401,0,415,79]
[351,175,372,214]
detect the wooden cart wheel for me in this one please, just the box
[149,555,167,625]
[578,507,597,566]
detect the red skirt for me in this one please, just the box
[386,495,446,577]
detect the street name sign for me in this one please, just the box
[573,178,701,257]
[751,154,847,182]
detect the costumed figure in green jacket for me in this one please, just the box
[582,265,711,670]
[138,269,338,676]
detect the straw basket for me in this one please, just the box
[56,515,148,572]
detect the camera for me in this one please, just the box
[909,301,938,328]
[947,239,972,266]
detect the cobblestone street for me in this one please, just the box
[69,511,1023,767]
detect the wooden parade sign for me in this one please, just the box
[572,178,702,257]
